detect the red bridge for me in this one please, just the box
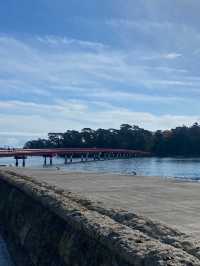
[0,148,151,167]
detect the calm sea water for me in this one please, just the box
[1,156,200,181]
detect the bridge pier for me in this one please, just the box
[44,156,47,166]
[14,156,27,167]
[50,156,53,166]
[98,152,101,160]
[15,158,19,167]
[22,157,26,167]
[64,155,68,164]
[70,155,73,163]
[85,153,89,161]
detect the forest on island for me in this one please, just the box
[24,123,200,157]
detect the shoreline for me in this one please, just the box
[1,156,200,183]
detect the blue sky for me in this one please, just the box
[1,0,200,146]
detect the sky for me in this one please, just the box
[1,0,200,146]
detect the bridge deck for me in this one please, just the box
[0,148,150,158]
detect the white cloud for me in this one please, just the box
[0,35,194,97]
[36,35,107,50]
[142,52,182,61]
[0,99,199,147]
[88,89,188,103]
[162,53,182,59]
[0,35,200,147]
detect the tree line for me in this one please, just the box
[24,123,200,157]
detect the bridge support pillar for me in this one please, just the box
[44,156,47,166]
[22,157,26,167]
[50,157,53,166]
[70,155,73,163]
[15,158,19,167]
[85,153,89,161]
[81,155,84,162]
[64,155,68,164]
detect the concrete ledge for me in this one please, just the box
[0,170,200,266]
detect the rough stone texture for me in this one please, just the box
[0,170,200,266]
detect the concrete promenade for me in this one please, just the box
[11,167,200,239]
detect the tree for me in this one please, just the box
[24,123,200,157]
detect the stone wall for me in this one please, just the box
[0,170,200,266]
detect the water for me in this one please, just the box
[0,235,13,266]
[1,156,200,181]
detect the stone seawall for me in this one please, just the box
[0,170,200,266]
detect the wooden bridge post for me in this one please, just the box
[50,156,53,166]
[85,153,89,161]
[81,154,84,162]
[70,154,73,163]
